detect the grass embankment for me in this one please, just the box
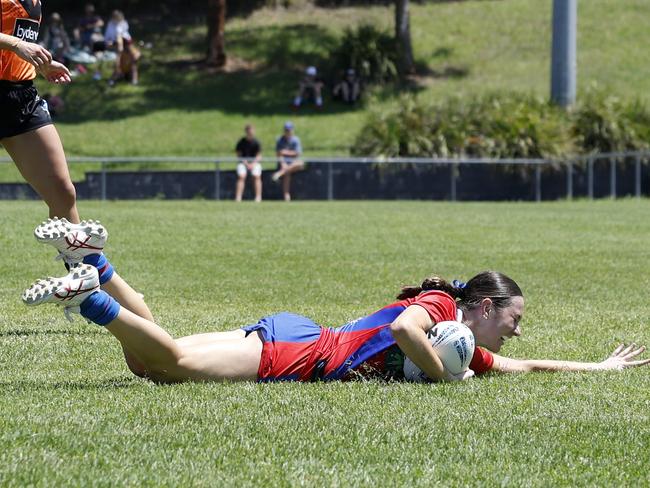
[1,200,649,485]
[0,0,648,181]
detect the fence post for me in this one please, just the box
[610,156,616,199]
[566,159,573,200]
[450,162,458,202]
[327,162,333,201]
[100,160,107,201]
[535,164,542,202]
[635,154,641,198]
[587,156,594,200]
[214,161,221,200]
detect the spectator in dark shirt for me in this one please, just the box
[292,66,324,110]
[333,68,361,104]
[74,4,104,52]
[235,124,263,202]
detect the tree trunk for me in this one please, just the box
[206,0,226,67]
[395,0,414,75]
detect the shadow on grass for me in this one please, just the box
[57,23,350,122]
[0,328,102,337]
[55,20,469,123]
[0,377,138,391]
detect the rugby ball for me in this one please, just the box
[403,321,475,382]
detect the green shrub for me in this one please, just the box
[353,91,650,159]
[332,24,399,84]
[573,90,650,153]
[352,93,572,159]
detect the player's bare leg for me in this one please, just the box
[104,309,262,382]
[32,217,153,376]
[2,126,79,222]
[175,329,246,347]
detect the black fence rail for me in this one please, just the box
[0,152,648,201]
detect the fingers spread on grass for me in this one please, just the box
[623,345,646,360]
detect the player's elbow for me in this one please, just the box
[390,319,413,339]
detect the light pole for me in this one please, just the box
[550,0,577,107]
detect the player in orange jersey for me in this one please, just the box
[1,2,156,347]
[1,0,77,220]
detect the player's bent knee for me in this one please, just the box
[122,349,147,378]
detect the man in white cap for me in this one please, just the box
[292,66,323,109]
[273,121,304,201]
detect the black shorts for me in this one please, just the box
[0,80,53,140]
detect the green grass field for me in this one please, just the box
[1,200,649,486]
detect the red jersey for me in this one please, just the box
[346,291,495,380]
[1,0,42,81]
[244,291,495,383]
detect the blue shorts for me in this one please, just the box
[242,311,395,382]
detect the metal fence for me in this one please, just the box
[1,151,648,201]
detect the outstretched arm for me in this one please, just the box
[491,344,649,373]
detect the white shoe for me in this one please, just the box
[34,217,107,264]
[22,264,100,321]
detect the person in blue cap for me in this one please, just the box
[272,121,304,201]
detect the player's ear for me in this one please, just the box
[480,298,493,319]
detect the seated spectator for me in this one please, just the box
[272,121,304,202]
[40,12,71,63]
[333,68,361,104]
[235,124,263,203]
[105,10,140,86]
[292,66,323,110]
[74,4,105,53]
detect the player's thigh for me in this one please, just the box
[177,332,263,381]
[3,125,74,195]
[176,329,247,347]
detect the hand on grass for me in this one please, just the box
[445,369,475,382]
[599,344,650,371]
[38,60,72,84]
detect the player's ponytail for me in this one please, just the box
[396,271,521,308]
[397,275,465,300]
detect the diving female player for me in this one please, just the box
[22,219,650,383]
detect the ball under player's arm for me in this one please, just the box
[491,343,649,373]
[391,305,474,382]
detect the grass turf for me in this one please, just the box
[1,200,649,486]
